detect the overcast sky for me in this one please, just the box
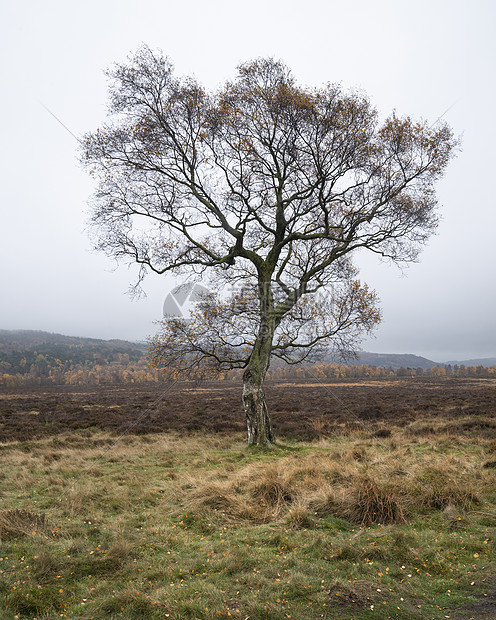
[0,0,494,362]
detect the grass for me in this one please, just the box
[0,421,495,619]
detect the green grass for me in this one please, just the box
[1,428,495,619]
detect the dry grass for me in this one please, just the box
[171,432,493,530]
[1,376,495,619]
[1,422,495,619]
[441,504,467,530]
[340,477,406,525]
[286,503,313,529]
[0,508,54,539]
[250,466,294,507]
[419,477,480,510]
[191,481,237,512]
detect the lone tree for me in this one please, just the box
[82,47,456,446]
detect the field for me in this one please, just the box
[1,376,496,619]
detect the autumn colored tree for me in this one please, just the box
[82,47,456,445]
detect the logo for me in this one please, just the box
[163,282,210,318]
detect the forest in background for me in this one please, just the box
[1,330,495,387]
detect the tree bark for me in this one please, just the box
[242,331,274,446]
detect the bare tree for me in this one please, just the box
[82,46,457,446]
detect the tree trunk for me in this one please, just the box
[242,277,276,446]
[242,336,274,446]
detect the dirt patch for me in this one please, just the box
[452,580,496,618]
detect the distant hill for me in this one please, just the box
[330,353,496,370]
[444,357,496,368]
[1,330,494,376]
[326,351,438,370]
[354,352,438,370]
[326,352,496,370]
[0,330,146,375]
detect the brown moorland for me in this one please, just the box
[1,376,495,443]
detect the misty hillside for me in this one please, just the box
[0,330,146,375]
[1,331,495,377]
[444,357,496,367]
[348,352,438,371]
[331,352,496,370]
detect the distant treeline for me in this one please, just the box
[0,330,151,386]
[1,330,495,387]
[263,363,496,381]
[1,359,495,387]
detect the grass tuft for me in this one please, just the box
[343,477,406,525]
[250,466,294,507]
[286,503,313,529]
[0,508,53,539]
[419,473,480,510]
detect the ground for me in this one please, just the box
[1,376,495,442]
[0,376,495,619]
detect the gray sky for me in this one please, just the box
[0,0,494,362]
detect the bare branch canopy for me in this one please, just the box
[82,46,457,445]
